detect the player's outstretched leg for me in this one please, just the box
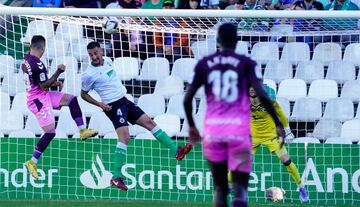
[231,171,250,207]
[61,94,98,140]
[209,161,229,207]
[25,128,56,180]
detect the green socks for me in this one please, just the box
[113,142,127,179]
[152,126,178,155]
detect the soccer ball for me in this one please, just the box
[265,187,285,202]
[102,16,119,34]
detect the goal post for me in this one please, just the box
[1,7,360,205]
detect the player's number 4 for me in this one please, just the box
[208,70,238,103]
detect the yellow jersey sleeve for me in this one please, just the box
[274,101,289,128]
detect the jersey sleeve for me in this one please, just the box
[81,73,94,92]
[274,101,289,128]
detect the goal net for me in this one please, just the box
[0,7,360,205]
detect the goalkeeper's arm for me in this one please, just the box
[274,101,294,142]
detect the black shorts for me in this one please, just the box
[104,97,145,129]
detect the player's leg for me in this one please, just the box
[267,138,309,202]
[130,102,191,160]
[208,161,229,207]
[25,95,57,179]
[231,171,250,207]
[51,92,97,139]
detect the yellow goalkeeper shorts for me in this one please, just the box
[252,137,288,158]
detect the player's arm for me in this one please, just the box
[80,74,112,111]
[39,64,65,89]
[274,101,295,142]
[183,61,203,146]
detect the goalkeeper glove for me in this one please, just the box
[284,127,295,143]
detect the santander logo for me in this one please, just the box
[80,155,113,189]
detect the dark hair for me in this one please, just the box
[217,23,237,49]
[30,35,46,50]
[87,41,101,50]
[177,0,200,9]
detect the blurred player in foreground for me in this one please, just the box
[183,23,284,207]
[81,41,192,191]
[23,35,98,180]
[230,84,309,202]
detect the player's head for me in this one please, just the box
[30,35,46,56]
[87,41,104,66]
[217,23,237,50]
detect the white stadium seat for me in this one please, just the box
[281,42,310,65]
[166,94,196,119]
[312,43,342,66]
[308,80,338,102]
[251,42,279,65]
[171,58,197,82]
[0,54,16,78]
[263,60,292,83]
[78,91,102,117]
[103,132,118,139]
[54,130,68,138]
[294,61,324,84]
[9,129,35,138]
[326,61,355,84]
[292,137,320,144]
[129,124,147,137]
[0,131,3,137]
[50,56,78,80]
[179,114,204,137]
[309,119,342,141]
[154,114,181,137]
[325,137,352,144]
[277,79,307,102]
[21,20,55,43]
[25,113,43,135]
[135,132,156,140]
[197,97,207,116]
[191,40,217,60]
[340,119,360,142]
[340,80,360,102]
[55,22,84,42]
[0,92,10,111]
[291,97,322,122]
[235,41,249,56]
[138,57,169,81]
[113,57,139,80]
[0,111,24,135]
[343,43,360,67]
[61,74,82,96]
[43,38,69,60]
[322,98,354,122]
[137,94,165,118]
[68,38,93,62]
[88,112,116,136]
[56,107,86,136]
[154,75,184,99]
[125,94,134,103]
[11,92,30,117]
[1,72,26,96]
[276,97,290,118]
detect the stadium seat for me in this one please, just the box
[312,43,342,66]
[322,98,354,122]
[135,132,156,140]
[197,97,206,116]
[25,113,43,135]
[263,60,292,83]
[179,114,204,137]
[294,61,324,84]
[281,42,310,65]
[343,43,360,67]
[277,79,307,102]
[340,80,360,102]
[61,75,82,96]
[340,119,360,142]
[195,86,205,98]
[154,76,184,99]
[325,61,356,84]
[125,94,134,103]
[43,38,69,60]
[1,72,26,96]
[154,114,181,137]
[251,42,279,65]
[0,54,16,78]
[0,131,3,138]
[0,111,24,135]
[166,94,196,119]
[88,112,116,136]
[21,20,55,44]
[113,57,139,80]
[292,137,320,144]
[53,130,68,139]
[308,80,338,102]
[137,94,165,118]
[191,40,217,60]
[325,137,352,144]
[129,124,147,137]
[276,97,290,118]
[308,119,342,141]
[171,58,197,82]
[290,97,322,121]
[8,129,35,138]
[68,38,93,62]
[11,92,30,117]
[78,91,102,117]
[235,41,249,56]
[0,91,10,111]
[50,56,78,80]
[56,107,86,136]
[263,79,277,93]
[103,132,118,139]
[138,57,170,81]
[55,22,84,42]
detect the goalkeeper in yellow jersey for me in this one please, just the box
[230,84,309,203]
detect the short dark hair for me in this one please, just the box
[30,35,46,50]
[217,23,237,49]
[87,41,101,50]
